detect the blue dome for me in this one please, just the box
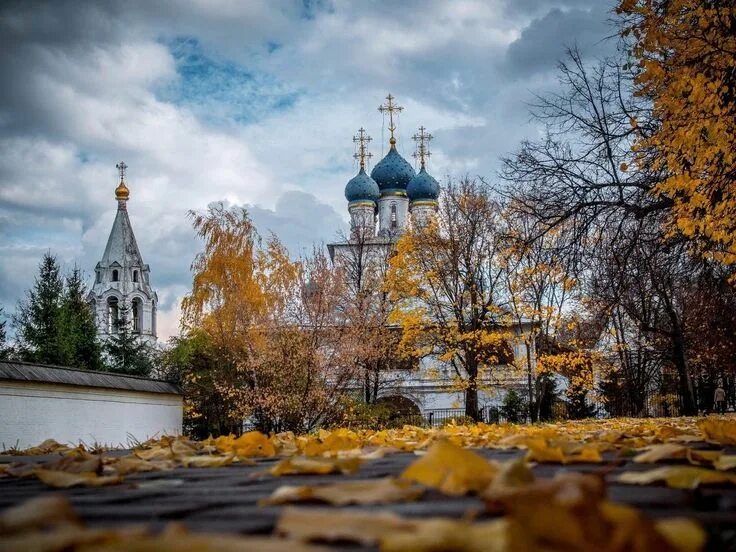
[407,167,440,202]
[345,168,380,203]
[370,146,416,192]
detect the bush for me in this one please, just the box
[501,389,528,423]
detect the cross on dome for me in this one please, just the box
[352,127,373,169]
[378,93,403,146]
[412,126,433,169]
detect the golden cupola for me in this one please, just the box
[115,161,129,201]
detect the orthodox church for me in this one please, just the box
[88,163,158,346]
[329,95,534,419]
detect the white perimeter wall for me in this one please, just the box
[0,381,182,450]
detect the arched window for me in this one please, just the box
[390,203,398,229]
[112,269,119,282]
[132,270,139,283]
[152,304,157,337]
[96,271,101,284]
[107,297,119,333]
[132,298,142,333]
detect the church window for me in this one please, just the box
[132,298,142,333]
[390,203,398,229]
[107,297,119,333]
[152,304,157,336]
[133,270,139,283]
[112,269,119,282]
[96,271,101,284]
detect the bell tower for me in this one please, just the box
[88,162,158,345]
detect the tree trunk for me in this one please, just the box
[465,355,479,420]
[672,330,697,415]
[525,341,537,422]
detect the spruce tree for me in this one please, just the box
[14,253,65,364]
[58,267,103,371]
[0,306,10,360]
[103,305,154,376]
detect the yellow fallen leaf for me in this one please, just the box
[686,449,722,466]
[217,431,276,458]
[400,439,498,495]
[34,469,123,489]
[269,456,361,476]
[634,443,687,463]
[0,495,79,534]
[112,456,162,476]
[380,518,509,552]
[699,418,736,445]
[177,454,235,469]
[85,532,331,552]
[618,466,736,489]
[261,477,423,506]
[655,518,707,552]
[525,439,566,463]
[134,446,172,461]
[276,507,416,546]
[714,454,736,471]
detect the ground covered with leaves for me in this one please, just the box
[2,416,736,551]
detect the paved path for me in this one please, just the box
[2,449,736,550]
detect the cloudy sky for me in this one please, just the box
[0,0,617,340]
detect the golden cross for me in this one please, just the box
[352,128,373,169]
[378,93,403,145]
[412,126,433,168]
[116,161,127,183]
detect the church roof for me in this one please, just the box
[407,167,440,202]
[345,167,380,203]
[370,145,416,192]
[100,204,145,269]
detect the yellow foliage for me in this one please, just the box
[618,1,736,271]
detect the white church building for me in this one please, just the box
[328,95,535,421]
[88,163,158,345]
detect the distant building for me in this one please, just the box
[328,95,536,420]
[88,163,158,345]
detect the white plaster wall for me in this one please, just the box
[0,381,182,450]
[378,196,409,234]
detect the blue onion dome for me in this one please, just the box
[407,167,440,202]
[370,145,416,192]
[345,167,380,203]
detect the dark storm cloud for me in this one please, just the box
[504,4,616,78]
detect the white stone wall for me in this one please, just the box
[377,195,409,235]
[0,381,182,450]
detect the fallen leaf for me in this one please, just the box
[217,431,276,458]
[714,454,736,471]
[269,456,361,476]
[634,444,687,463]
[699,418,736,445]
[261,477,423,506]
[112,456,163,476]
[276,507,416,546]
[177,454,235,469]
[380,517,509,552]
[33,469,123,489]
[0,495,79,534]
[618,466,736,489]
[400,439,498,495]
[655,518,707,552]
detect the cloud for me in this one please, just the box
[0,0,619,341]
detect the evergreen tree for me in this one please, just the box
[14,253,65,364]
[58,267,103,371]
[0,306,10,360]
[103,305,154,376]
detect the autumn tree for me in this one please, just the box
[179,203,355,435]
[618,0,736,271]
[387,178,512,421]
[332,224,406,406]
[499,210,578,421]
